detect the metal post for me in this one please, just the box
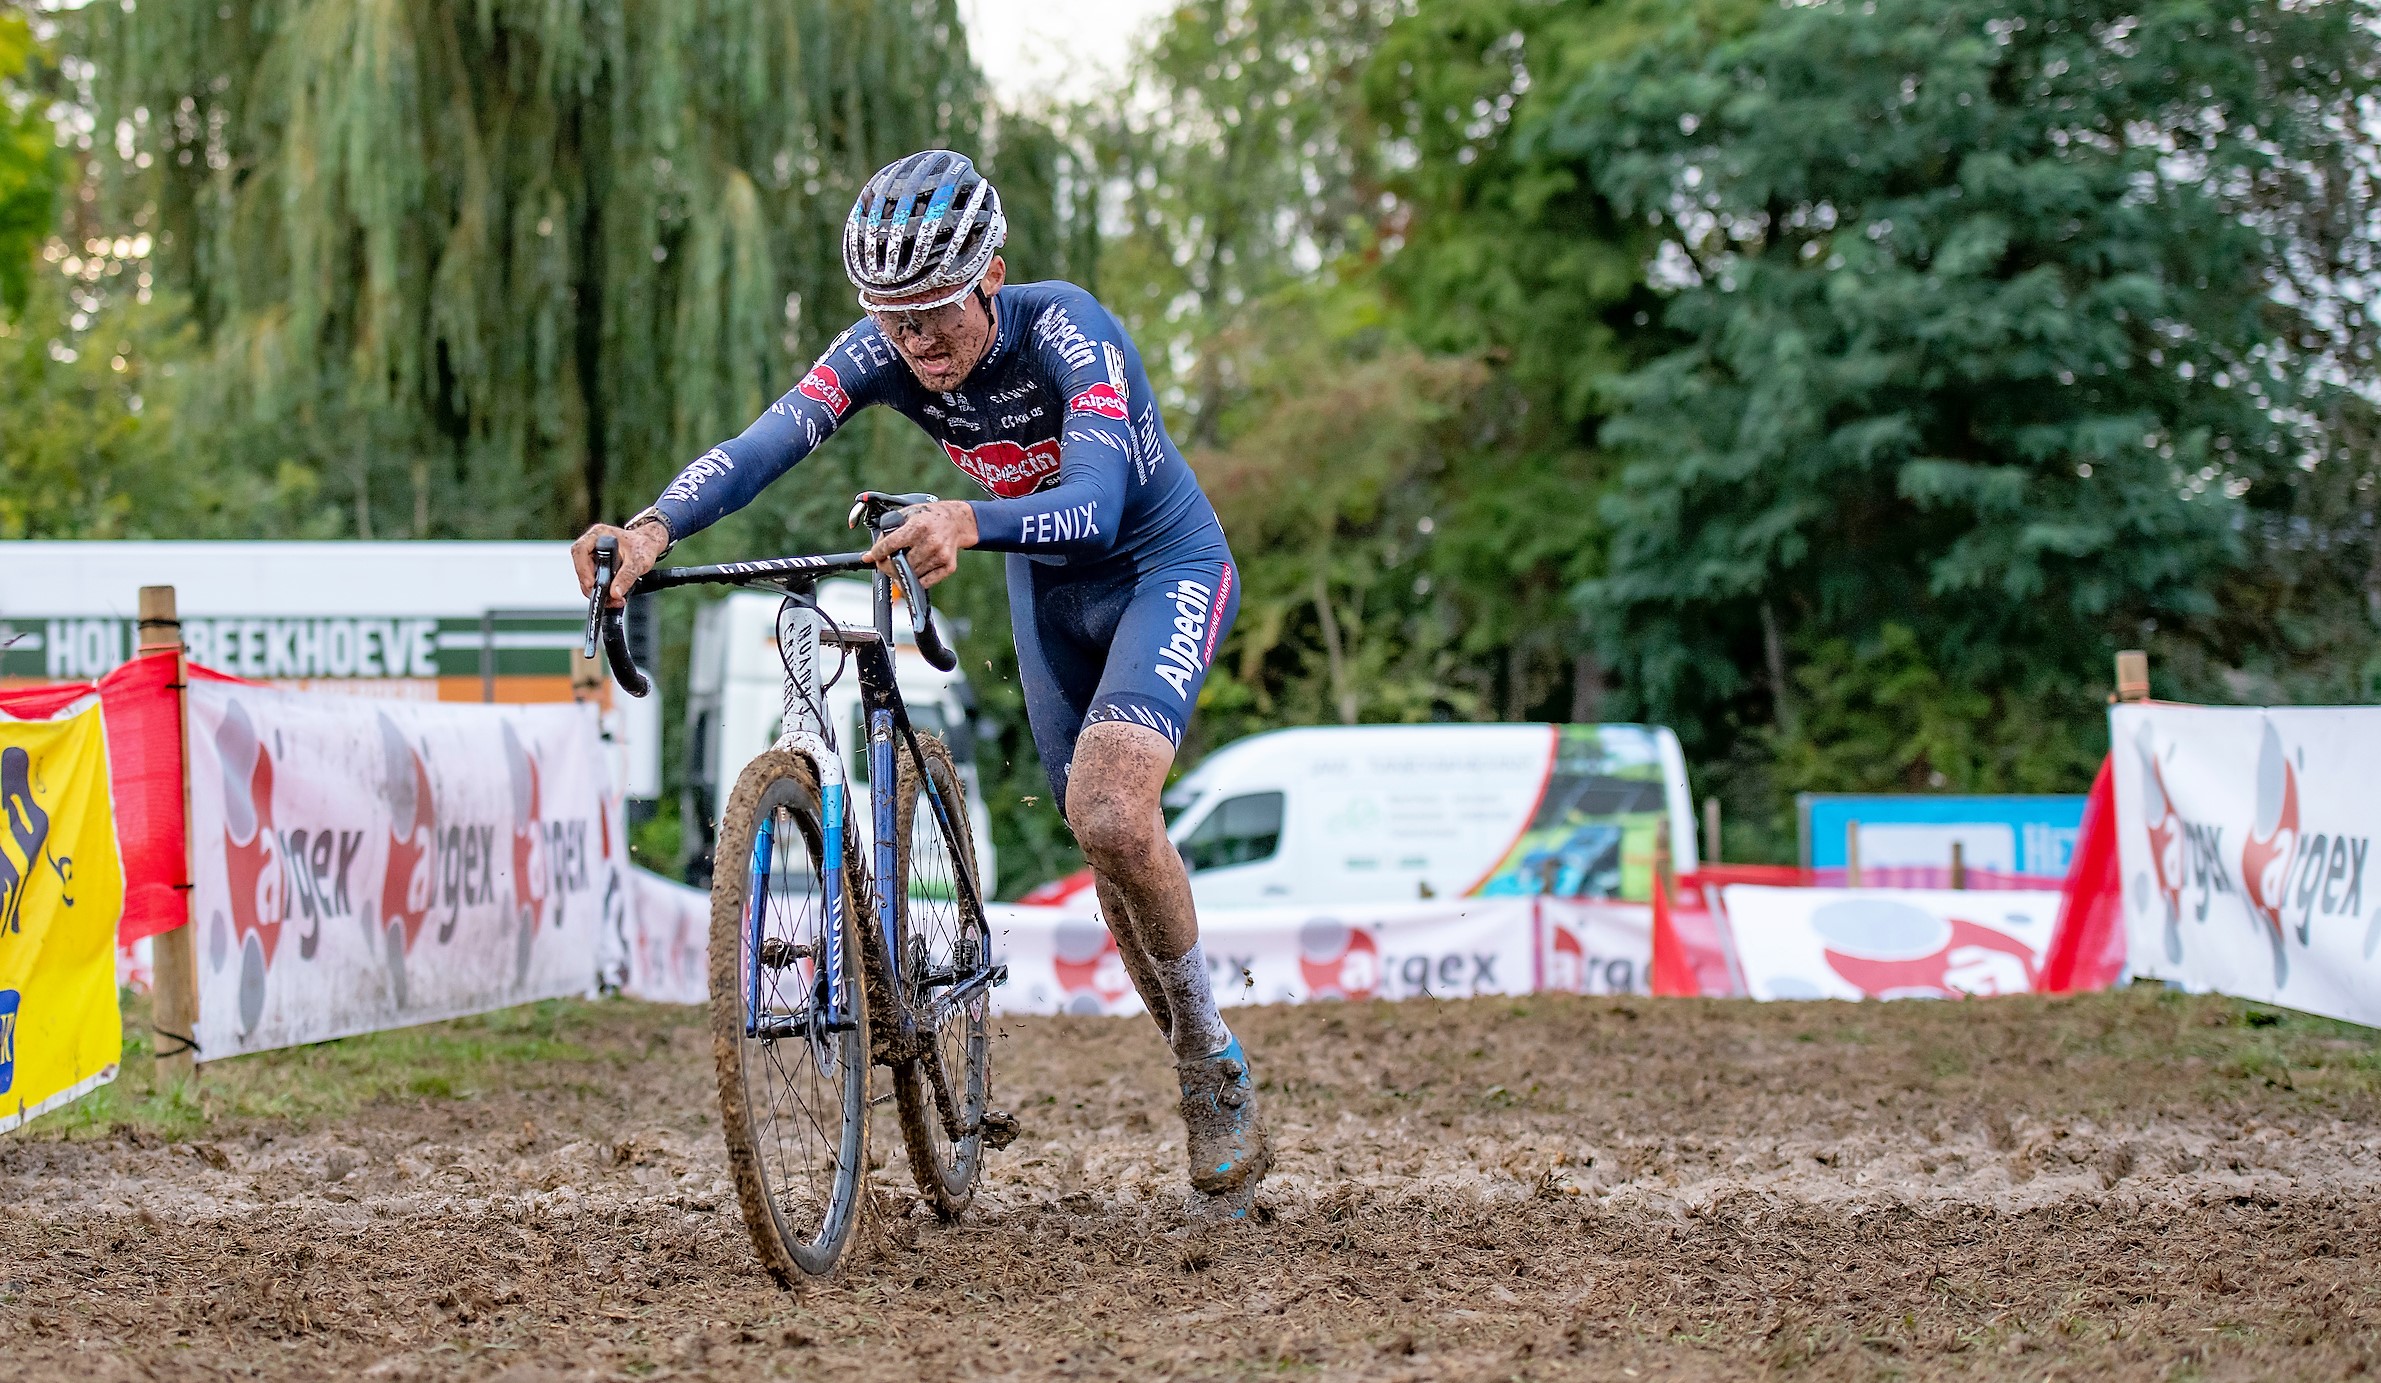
[139,585,200,1084]
[1950,840,1966,891]
[1846,820,1862,889]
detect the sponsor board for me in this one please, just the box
[187,683,623,1058]
[0,694,124,1131]
[4,613,590,703]
[607,866,711,1006]
[986,897,1645,1016]
[1724,885,2059,1000]
[2113,703,2381,1022]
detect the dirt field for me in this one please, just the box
[6,988,2381,1381]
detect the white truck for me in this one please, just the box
[679,581,996,886]
[1023,722,1700,909]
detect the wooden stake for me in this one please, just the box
[2115,650,2150,703]
[1846,820,1862,889]
[1702,795,1722,867]
[139,585,200,1085]
[1949,840,1966,891]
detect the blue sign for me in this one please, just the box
[0,989,17,1094]
[1800,794,2087,879]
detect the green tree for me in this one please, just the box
[80,0,992,537]
[0,2,54,313]
[1550,0,2380,846]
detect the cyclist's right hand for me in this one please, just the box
[571,520,670,607]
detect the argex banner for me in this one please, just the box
[986,897,1646,1016]
[2113,704,2381,1024]
[186,683,624,1059]
[1723,886,2060,1001]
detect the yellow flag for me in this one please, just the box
[0,697,126,1132]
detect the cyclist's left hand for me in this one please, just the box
[864,501,976,588]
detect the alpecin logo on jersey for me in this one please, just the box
[942,438,1062,498]
[797,362,850,417]
[1067,382,1128,421]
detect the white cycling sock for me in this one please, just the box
[1155,943,1234,1063]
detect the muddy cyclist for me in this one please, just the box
[572,149,1270,1216]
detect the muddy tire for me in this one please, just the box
[891,732,992,1220]
[710,749,870,1283]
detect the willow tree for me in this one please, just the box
[82,0,987,536]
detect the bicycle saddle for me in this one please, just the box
[848,490,939,530]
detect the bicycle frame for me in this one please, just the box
[631,552,996,1050]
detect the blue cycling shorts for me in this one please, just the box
[1006,546,1240,811]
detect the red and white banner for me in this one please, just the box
[1723,885,2062,1000]
[186,683,623,1059]
[2113,703,2381,1024]
[610,866,711,1006]
[986,897,1647,1016]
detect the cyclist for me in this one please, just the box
[572,150,1269,1214]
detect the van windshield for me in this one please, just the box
[1177,791,1285,873]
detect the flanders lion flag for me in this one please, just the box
[0,694,125,1132]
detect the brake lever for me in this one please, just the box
[875,511,960,673]
[586,535,616,659]
[584,533,652,697]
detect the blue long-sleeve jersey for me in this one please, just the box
[650,280,1224,571]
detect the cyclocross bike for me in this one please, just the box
[586,490,1015,1283]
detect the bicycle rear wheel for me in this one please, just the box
[891,731,992,1219]
[709,749,870,1282]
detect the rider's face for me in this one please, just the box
[873,255,1007,392]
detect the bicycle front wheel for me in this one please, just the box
[709,749,870,1282]
[891,731,993,1219]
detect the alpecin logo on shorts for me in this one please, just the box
[1154,568,1229,700]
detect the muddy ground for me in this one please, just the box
[5,988,2381,1381]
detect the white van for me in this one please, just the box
[681,582,996,885]
[1026,722,1698,908]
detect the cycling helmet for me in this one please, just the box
[842,150,1007,313]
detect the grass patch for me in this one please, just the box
[22,990,644,1143]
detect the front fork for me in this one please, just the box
[743,728,853,1038]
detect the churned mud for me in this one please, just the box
[5,988,2381,1380]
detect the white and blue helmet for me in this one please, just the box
[842,150,1008,313]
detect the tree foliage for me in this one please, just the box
[1556,0,2380,831]
[80,0,994,536]
[0,2,54,313]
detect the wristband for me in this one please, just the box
[625,505,676,557]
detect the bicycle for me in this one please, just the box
[587,490,1016,1283]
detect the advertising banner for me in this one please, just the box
[0,695,126,1130]
[988,898,1582,1016]
[1799,793,2084,889]
[611,867,712,1006]
[2111,704,2381,1023]
[186,683,622,1059]
[1723,885,2062,1001]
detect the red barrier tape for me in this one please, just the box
[1,653,252,944]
